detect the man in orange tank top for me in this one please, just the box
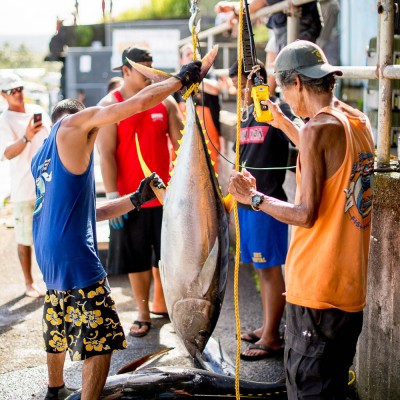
[229,40,374,399]
[96,47,184,338]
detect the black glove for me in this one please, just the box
[173,60,202,89]
[130,173,166,211]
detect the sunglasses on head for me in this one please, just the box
[2,86,23,95]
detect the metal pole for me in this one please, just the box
[287,5,301,44]
[377,0,395,168]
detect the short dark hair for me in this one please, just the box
[228,60,267,84]
[51,99,85,124]
[107,77,122,93]
[276,69,336,94]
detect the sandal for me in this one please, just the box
[129,320,152,338]
[240,330,260,344]
[240,343,284,361]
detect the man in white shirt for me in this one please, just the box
[0,72,51,297]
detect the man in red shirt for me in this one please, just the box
[97,47,183,337]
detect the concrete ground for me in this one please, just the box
[0,205,285,400]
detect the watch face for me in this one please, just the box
[251,194,263,208]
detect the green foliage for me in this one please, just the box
[253,23,270,44]
[75,25,94,47]
[117,0,189,20]
[0,42,43,69]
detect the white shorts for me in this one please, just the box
[13,200,34,246]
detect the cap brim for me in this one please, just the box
[296,64,343,79]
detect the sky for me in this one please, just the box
[0,0,147,38]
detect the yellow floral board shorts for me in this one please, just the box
[42,279,127,361]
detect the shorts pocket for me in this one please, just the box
[285,329,325,396]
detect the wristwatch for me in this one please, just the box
[251,193,264,211]
[21,135,30,144]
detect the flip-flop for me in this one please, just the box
[240,343,284,361]
[129,321,152,338]
[240,330,260,344]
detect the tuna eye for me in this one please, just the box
[198,330,208,337]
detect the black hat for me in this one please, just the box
[274,40,342,79]
[112,46,153,71]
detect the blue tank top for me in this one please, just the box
[31,118,106,290]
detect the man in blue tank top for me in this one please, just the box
[31,60,201,400]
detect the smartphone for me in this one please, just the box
[33,113,42,125]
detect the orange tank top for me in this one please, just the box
[285,106,374,312]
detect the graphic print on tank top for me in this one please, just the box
[344,151,374,230]
[33,158,52,217]
[240,125,270,145]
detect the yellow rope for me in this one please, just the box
[234,1,244,399]
[192,26,198,59]
[348,369,356,386]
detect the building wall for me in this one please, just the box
[339,0,377,67]
[355,172,400,399]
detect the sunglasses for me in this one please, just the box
[2,86,23,95]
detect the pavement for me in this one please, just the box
[0,205,285,400]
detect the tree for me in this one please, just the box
[0,43,42,69]
[117,0,189,20]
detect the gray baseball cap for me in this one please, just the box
[274,40,343,79]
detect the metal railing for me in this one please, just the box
[180,0,399,167]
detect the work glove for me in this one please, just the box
[173,61,202,89]
[106,192,128,230]
[130,173,166,211]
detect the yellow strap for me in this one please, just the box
[182,82,199,100]
[134,133,166,205]
[182,26,201,100]
[234,1,245,399]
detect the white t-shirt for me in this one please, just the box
[0,104,50,202]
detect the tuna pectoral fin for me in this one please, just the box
[135,134,166,205]
[198,238,219,297]
[223,193,234,213]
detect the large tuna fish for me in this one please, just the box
[160,93,230,358]
[128,48,231,358]
[66,366,288,399]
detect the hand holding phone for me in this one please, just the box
[33,113,42,125]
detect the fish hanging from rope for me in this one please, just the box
[127,46,233,359]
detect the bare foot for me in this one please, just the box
[129,320,152,337]
[25,284,44,298]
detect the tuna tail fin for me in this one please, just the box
[126,45,219,83]
[199,45,219,80]
[135,134,166,205]
[126,60,172,83]
[117,347,173,374]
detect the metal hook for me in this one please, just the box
[189,3,201,34]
